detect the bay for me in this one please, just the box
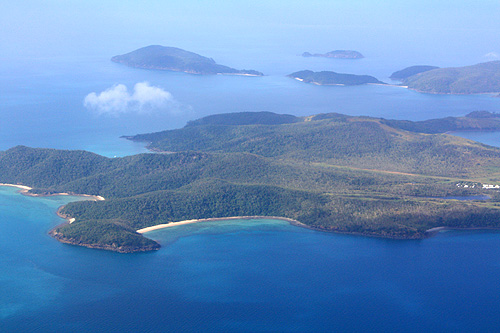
[1,53,500,332]
[1,4,500,329]
[1,187,500,331]
[451,131,500,148]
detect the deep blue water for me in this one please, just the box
[2,26,500,331]
[2,186,500,332]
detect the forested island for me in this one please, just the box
[390,65,439,80]
[396,61,500,94]
[111,45,263,76]
[302,50,364,59]
[3,111,500,252]
[288,70,383,85]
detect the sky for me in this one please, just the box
[1,0,499,66]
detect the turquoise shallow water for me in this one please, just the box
[2,186,500,332]
[1,22,500,330]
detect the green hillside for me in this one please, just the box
[111,45,263,76]
[390,65,439,80]
[288,70,383,85]
[3,112,500,252]
[402,61,500,94]
[128,112,500,178]
[383,111,500,134]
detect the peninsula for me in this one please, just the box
[302,50,364,59]
[111,45,263,76]
[3,111,500,252]
[288,70,384,85]
[397,61,500,94]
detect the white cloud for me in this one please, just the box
[483,52,500,60]
[84,82,182,116]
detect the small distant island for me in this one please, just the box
[111,45,263,76]
[390,65,439,80]
[302,50,364,59]
[288,70,384,86]
[3,111,500,252]
[394,61,500,94]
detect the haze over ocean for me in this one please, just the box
[1,1,500,331]
[1,1,500,156]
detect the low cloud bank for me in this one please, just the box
[84,82,183,115]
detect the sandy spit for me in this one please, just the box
[0,183,105,201]
[136,216,306,234]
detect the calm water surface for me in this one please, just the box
[1,186,500,331]
[1,55,499,156]
[1,31,500,331]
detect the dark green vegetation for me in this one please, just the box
[390,65,439,80]
[184,111,299,127]
[130,111,500,177]
[383,111,500,134]
[401,61,500,94]
[3,111,500,252]
[111,45,263,76]
[302,50,364,59]
[288,70,383,86]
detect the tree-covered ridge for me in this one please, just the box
[111,45,263,76]
[128,112,500,178]
[401,61,500,94]
[184,111,299,127]
[390,65,439,80]
[4,111,500,252]
[288,70,383,86]
[382,111,500,134]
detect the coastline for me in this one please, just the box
[4,183,499,252]
[1,182,102,227]
[137,216,308,233]
[406,87,500,96]
[136,212,500,240]
[0,183,105,201]
[0,183,32,191]
[138,216,499,241]
[425,226,500,235]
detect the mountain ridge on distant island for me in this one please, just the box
[381,111,500,133]
[288,70,384,85]
[390,65,439,80]
[302,50,364,59]
[400,61,500,94]
[111,45,263,76]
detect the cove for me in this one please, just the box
[2,186,500,331]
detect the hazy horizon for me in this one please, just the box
[3,3,500,331]
[2,1,499,68]
[1,1,500,155]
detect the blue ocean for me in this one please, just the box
[1,53,500,331]
[2,184,500,332]
[2,1,500,330]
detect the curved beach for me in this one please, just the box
[0,183,32,191]
[136,216,307,233]
[0,183,104,201]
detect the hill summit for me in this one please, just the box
[112,45,263,76]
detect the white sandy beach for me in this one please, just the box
[136,216,305,234]
[0,183,33,190]
[0,183,105,201]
